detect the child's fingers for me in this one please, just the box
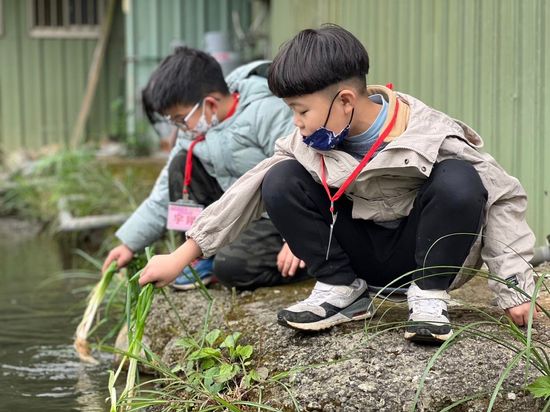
[102,253,116,273]
[287,258,300,277]
[282,256,293,277]
[139,266,151,287]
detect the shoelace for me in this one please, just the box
[302,280,362,306]
[410,297,447,315]
[301,285,336,306]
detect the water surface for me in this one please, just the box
[0,223,111,412]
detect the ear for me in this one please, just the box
[338,89,357,114]
[203,96,219,112]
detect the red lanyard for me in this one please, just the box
[320,99,400,214]
[182,93,240,197]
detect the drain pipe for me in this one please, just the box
[531,234,550,266]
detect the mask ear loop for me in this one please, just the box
[322,90,343,127]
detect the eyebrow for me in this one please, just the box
[287,102,306,109]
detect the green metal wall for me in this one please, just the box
[0,0,126,152]
[124,0,253,135]
[270,0,550,244]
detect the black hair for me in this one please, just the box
[149,46,230,114]
[141,74,157,124]
[268,24,369,98]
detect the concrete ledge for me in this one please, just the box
[145,277,549,411]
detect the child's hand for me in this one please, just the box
[139,254,183,288]
[505,302,539,326]
[102,244,134,273]
[138,239,202,288]
[277,242,306,277]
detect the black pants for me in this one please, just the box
[261,159,488,290]
[167,149,309,290]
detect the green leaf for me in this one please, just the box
[175,336,197,349]
[220,332,241,350]
[527,376,550,399]
[205,329,221,346]
[214,363,239,384]
[235,344,254,360]
[241,373,253,389]
[200,357,217,370]
[188,347,221,361]
[203,366,220,380]
[250,366,269,382]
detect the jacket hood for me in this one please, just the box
[225,60,274,108]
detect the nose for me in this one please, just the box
[293,114,303,129]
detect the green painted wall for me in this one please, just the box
[269,0,550,244]
[124,0,254,136]
[0,0,125,153]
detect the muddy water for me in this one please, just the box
[0,224,110,412]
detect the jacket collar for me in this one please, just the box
[366,85,410,142]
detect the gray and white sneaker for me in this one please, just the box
[277,278,373,331]
[404,283,453,343]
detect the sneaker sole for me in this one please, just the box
[279,297,374,331]
[171,275,213,291]
[404,324,453,344]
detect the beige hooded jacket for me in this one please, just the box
[186,85,536,310]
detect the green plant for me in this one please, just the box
[74,260,118,364]
[0,149,150,222]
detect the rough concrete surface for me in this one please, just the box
[145,271,550,412]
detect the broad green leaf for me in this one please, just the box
[205,329,221,346]
[200,357,217,371]
[527,376,550,399]
[175,337,197,349]
[220,332,241,350]
[235,345,254,360]
[203,366,220,380]
[214,363,239,384]
[248,367,269,383]
[241,373,252,389]
[188,347,221,360]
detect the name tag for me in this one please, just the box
[166,200,204,231]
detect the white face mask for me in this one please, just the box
[189,102,219,138]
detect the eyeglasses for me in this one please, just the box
[165,102,200,131]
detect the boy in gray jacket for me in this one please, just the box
[102,47,307,290]
[138,27,538,344]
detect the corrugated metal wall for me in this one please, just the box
[124,0,253,135]
[270,0,550,244]
[0,0,126,152]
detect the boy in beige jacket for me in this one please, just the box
[139,25,538,344]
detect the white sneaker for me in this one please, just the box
[277,278,373,331]
[404,283,453,343]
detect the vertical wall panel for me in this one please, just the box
[0,0,24,151]
[269,0,550,243]
[0,0,125,152]
[124,0,253,133]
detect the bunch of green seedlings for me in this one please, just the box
[74,260,119,364]
[107,262,299,412]
[74,245,298,411]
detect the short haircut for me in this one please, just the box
[141,74,157,124]
[268,24,369,98]
[150,46,230,114]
